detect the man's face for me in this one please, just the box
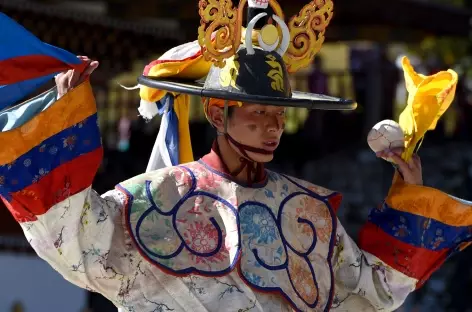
[213,103,286,162]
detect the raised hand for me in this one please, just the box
[376,148,423,185]
[55,56,99,98]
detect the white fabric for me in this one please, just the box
[21,163,418,312]
[145,98,173,172]
[138,99,159,121]
[158,40,202,61]
[140,40,204,173]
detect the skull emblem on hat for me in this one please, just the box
[248,0,269,9]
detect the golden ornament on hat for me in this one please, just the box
[260,24,279,46]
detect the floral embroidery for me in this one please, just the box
[430,228,446,249]
[264,189,274,199]
[368,201,472,252]
[184,221,220,254]
[63,135,77,150]
[288,257,318,304]
[5,160,15,170]
[240,205,279,245]
[194,166,224,191]
[0,175,4,187]
[55,178,72,203]
[307,185,333,197]
[242,271,265,286]
[393,223,410,238]
[123,163,336,312]
[268,171,280,183]
[0,114,100,194]
[298,195,333,244]
[80,201,92,229]
[32,168,49,183]
[172,167,192,187]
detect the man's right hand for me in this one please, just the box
[55,56,99,98]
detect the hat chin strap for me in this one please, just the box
[213,99,272,183]
[216,133,271,184]
[225,132,273,159]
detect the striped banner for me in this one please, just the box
[0,12,86,110]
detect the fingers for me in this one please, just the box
[386,151,411,173]
[376,147,404,158]
[376,149,423,185]
[387,151,418,185]
[412,154,421,169]
[83,61,99,78]
[55,69,73,98]
[77,55,90,62]
[67,69,81,89]
[77,61,99,85]
[55,56,98,98]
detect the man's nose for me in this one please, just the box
[266,115,282,132]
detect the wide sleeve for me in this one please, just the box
[0,81,141,308]
[331,173,472,311]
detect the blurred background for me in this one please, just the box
[1,0,472,311]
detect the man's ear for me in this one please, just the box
[208,105,225,133]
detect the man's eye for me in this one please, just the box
[254,110,265,115]
[277,111,286,116]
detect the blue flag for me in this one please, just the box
[0,12,86,110]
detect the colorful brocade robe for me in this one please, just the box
[1,81,472,312]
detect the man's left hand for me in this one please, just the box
[376,148,423,185]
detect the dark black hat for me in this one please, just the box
[138,0,356,110]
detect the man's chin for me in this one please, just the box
[247,151,274,163]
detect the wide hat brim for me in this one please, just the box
[138,75,357,110]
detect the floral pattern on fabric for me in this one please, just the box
[0,114,101,196]
[369,202,472,251]
[121,162,338,312]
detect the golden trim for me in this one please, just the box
[283,0,334,73]
[197,0,246,68]
[197,0,333,73]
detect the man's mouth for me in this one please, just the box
[262,140,279,151]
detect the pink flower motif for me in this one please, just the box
[182,220,230,264]
[172,168,192,187]
[184,221,219,254]
[196,169,223,191]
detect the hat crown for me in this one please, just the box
[197,0,334,73]
[204,47,291,99]
[136,0,356,111]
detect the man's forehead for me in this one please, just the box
[241,102,287,110]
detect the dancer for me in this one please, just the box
[0,1,469,311]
